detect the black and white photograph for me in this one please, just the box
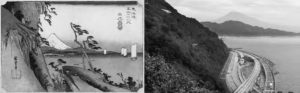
[145,0,299,93]
[1,0,143,92]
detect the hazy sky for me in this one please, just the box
[40,3,143,51]
[166,0,300,28]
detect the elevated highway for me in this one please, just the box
[221,50,275,93]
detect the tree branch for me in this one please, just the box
[70,23,94,71]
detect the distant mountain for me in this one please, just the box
[47,33,71,50]
[202,21,300,36]
[213,11,300,32]
[215,12,264,26]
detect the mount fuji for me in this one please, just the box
[47,33,71,50]
[213,11,299,32]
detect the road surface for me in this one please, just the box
[222,50,275,93]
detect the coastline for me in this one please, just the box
[221,49,276,92]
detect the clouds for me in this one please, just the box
[166,0,300,28]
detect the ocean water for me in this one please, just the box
[222,36,300,92]
[45,55,143,84]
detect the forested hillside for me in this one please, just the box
[145,0,229,92]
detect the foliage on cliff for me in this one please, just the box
[145,54,222,93]
[145,0,229,92]
[2,2,57,91]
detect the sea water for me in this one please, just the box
[222,36,300,92]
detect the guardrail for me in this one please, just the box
[237,50,275,93]
[234,52,261,93]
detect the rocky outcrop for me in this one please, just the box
[1,2,56,91]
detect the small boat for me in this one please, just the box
[103,49,107,55]
[120,48,124,56]
[123,48,127,56]
[130,44,137,61]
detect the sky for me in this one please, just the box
[40,3,143,52]
[166,0,300,32]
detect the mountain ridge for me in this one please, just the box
[215,11,263,25]
[213,11,300,32]
[47,33,72,50]
[202,20,300,36]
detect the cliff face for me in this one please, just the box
[145,0,229,92]
[202,21,299,36]
[2,2,56,91]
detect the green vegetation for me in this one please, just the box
[145,54,222,93]
[145,0,229,92]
